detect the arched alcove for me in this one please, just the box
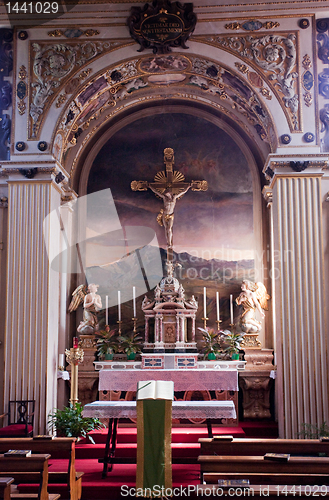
[70,102,271,347]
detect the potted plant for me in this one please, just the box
[118,332,143,360]
[48,402,105,443]
[95,326,118,360]
[222,330,244,360]
[198,327,222,360]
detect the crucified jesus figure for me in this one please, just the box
[148,184,191,248]
[131,147,207,253]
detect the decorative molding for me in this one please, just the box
[198,32,300,131]
[301,54,313,107]
[0,29,13,161]
[59,54,273,155]
[19,168,38,179]
[29,41,127,138]
[320,104,329,152]
[0,196,8,207]
[234,61,272,100]
[17,65,27,116]
[56,68,92,108]
[127,0,197,54]
[280,133,291,144]
[48,28,100,38]
[225,20,280,31]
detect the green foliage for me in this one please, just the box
[95,326,119,358]
[118,332,143,356]
[48,403,105,443]
[222,330,244,355]
[298,422,329,439]
[198,327,222,355]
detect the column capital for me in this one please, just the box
[263,154,329,186]
[262,185,273,206]
[0,159,76,199]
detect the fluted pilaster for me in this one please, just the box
[4,173,62,433]
[267,162,328,437]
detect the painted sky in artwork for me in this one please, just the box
[87,113,255,262]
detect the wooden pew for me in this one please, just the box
[0,438,82,500]
[0,478,14,500]
[198,438,329,485]
[0,454,60,500]
[198,437,329,457]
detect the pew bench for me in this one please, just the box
[0,438,83,500]
[0,478,14,500]
[198,437,329,457]
[198,438,329,486]
[0,454,60,500]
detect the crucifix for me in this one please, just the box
[131,147,208,263]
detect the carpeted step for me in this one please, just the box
[76,442,204,460]
[83,425,245,445]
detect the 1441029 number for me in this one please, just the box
[275,485,329,496]
[6,2,59,14]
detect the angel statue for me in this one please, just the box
[68,283,102,335]
[235,280,270,334]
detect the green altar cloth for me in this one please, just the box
[136,399,172,496]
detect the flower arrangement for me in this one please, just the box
[222,330,244,358]
[48,403,105,443]
[95,326,119,359]
[198,327,222,359]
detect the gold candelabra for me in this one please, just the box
[215,319,222,331]
[202,317,209,329]
[65,337,84,407]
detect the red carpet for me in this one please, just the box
[18,422,277,500]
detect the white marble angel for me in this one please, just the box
[235,280,270,334]
[68,283,102,334]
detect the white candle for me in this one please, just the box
[59,354,64,368]
[133,286,136,317]
[216,291,220,322]
[203,287,207,318]
[118,291,121,321]
[230,294,234,325]
[105,295,109,325]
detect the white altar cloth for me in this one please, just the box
[83,400,237,420]
[98,369,238,392]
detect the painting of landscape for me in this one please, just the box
[87,112,258,332]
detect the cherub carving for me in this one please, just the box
[68,283,102,334]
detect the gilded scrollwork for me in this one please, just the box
[203,33,300,131]
[29,41,122,138]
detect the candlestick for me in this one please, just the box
[58,354,64,371]
[133,286,136,318]
[230,294,234,326]
[118,291,121,321]
[73,337,79,348]
[202,317,209,329]
[203,287,207,318]
[216,291,220,322]
[132,317,137,333]
[105,295,108,325]
[65,346,84,407]
[117,320,122,334]
[215,319,222,331]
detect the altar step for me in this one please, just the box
[80,425,245,446]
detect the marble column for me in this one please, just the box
[264,160,329,438]
[3,167,65,433]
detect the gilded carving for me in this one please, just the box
[204,33,300,131]
[301,54,313,107]
[225,20,280,31]
[17,65,27,116]
[48,29,100,38]
[235,61,273,100]
[56,94,67,108]
[29,41,121,138]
